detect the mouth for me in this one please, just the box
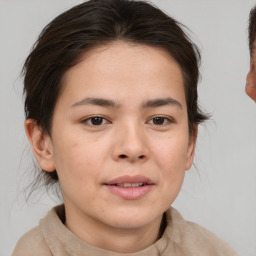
[104,175,154,200]
[114,183,146,188]
[105,175,154,186]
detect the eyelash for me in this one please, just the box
[81,115,174,127]
[147,116,174,126]
[81,116,110,126]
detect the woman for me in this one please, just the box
[12,0,238,255]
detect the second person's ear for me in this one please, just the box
[246,68,256,102]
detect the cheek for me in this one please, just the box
[52,134,106,183]
[154,140,187,209]
[53,142,102,202]
[152,133,189,171]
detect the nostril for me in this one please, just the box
[118,154,146,160]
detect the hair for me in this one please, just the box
[23,0,208,189]
[249,5,256,57]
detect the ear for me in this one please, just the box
[185,125,198,170]
[245,68,256,102]
[24,119,55,172]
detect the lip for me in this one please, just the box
[106,175,154,185]
[104,175,155,200]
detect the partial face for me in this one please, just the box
[30,41,196,241]
[246,43,256,101]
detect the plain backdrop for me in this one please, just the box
[1,1,256,255]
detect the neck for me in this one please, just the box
[64,206,165,253]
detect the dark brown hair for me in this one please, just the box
[23,0,208,188]
[249,5,256,57]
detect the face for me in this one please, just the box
[246,42,256,101]
[27,41,196,246]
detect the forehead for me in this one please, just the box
[78,41,179,70]
[63,41,183,85]
[58,41,186,107]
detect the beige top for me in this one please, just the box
[12,205,239,256]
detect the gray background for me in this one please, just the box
[0,0,256,255]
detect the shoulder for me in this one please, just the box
[165,207,239,256]
[12,226,52,256]
[12,205,65,256]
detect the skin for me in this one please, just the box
[25,41,197,253]
[246,52,256,102]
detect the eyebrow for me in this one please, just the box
[71,97,117,108]
[142,97,182,109]
[71,97,182,109]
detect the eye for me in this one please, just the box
[82,116,109,126]
[148,116,173,125]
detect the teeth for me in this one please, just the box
[117,183,144,188]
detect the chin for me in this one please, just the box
[106,207,163,229]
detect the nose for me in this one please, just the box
[112,123,150,163]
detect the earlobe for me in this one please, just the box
[185,125,198,170]
[24,119,55,172]
[246,68,256,101]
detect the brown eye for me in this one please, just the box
[83,116,108,126]
[148,116,173,126]
[152,117,165,125]
[90,117,104,125]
